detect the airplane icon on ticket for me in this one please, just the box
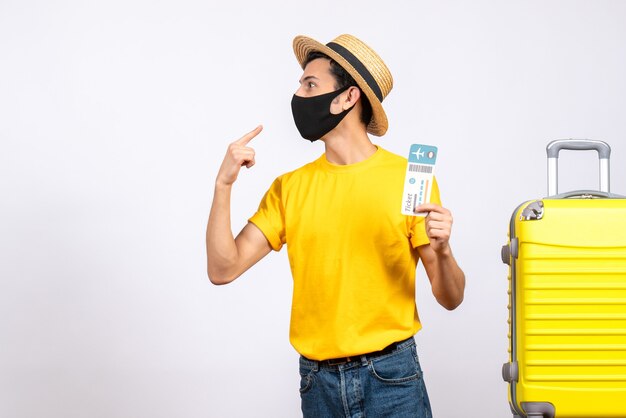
[411,148,425,160]
[408,144,437,164]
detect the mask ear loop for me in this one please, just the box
[328,84,355,115]
[340,86,361,111]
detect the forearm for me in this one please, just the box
[424,245,465,310]
[206,182,239,284]
[206,125,266,284]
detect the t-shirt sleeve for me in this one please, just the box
[248,176,286,251]
[409,176,442,248]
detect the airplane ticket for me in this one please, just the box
[401,144,437,217]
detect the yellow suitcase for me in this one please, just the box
[502,140,626,418]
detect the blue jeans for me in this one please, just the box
[299,338,432,418]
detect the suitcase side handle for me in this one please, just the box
[546,139,611,196]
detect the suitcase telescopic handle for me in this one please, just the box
[546,139,611,196]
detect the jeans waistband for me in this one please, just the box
[303,336,414,368]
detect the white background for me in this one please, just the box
[2,1,626,417]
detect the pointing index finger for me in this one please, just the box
[235,125,263,146]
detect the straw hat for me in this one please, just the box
[293,34,393,136]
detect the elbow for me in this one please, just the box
[206,249,241,285]
[434,285,465,311]
[207,263,236,286]
[208,273,231,286]
[440,295,464,311]
[436,272,466,311]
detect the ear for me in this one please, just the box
[342,86,361,110]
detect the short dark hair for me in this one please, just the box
[304,51,373,127]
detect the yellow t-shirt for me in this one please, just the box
[249,146,441,360]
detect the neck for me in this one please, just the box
[322,124,377,165]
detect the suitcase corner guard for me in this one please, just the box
[520,200,544,221]
[521,402,555,418]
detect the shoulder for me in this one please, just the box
[373,147,409,173]
[376,146,407,163]
[267,154,324,189]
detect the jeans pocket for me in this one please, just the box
[299,362,315,394]
[368,346,421,384]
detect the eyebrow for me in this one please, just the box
[299,75,319,84]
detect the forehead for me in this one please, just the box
[300,57,335,84]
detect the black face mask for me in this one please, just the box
[291,85,354,142]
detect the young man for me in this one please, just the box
[206,34,465,418]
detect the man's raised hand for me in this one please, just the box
[216,125,263,187]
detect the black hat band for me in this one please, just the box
[326,41,384,102]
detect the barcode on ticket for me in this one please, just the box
[408,164,433,174]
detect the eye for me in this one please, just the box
[307,81,316,88]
